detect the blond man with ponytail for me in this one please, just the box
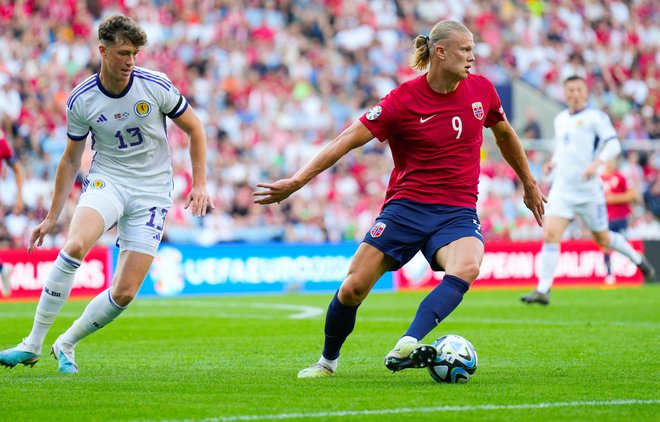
[255,20,546,378]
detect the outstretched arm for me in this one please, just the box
[172,106,214,217]
[29,138,85,252]
[254,120,374,205]
[490,120,547,226]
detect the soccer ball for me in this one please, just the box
[427,334,478,384]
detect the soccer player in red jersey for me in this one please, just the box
[254,20,546,378]
[0,130,24,296]
[601,157,637,284]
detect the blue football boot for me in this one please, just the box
[51,338,78,373]
[0,340,40,368]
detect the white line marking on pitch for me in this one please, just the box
[158,399,659,422]
[360,315,660,328]
[247,303,322,319]
[128,301,324,320]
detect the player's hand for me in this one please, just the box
[184,185,214,217]
[253,179,301,205]
[583,161,599,180]
[28,218,57,253]
[522,182,547,227]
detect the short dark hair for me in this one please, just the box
[563,75,586,85]
[98,15,147,48]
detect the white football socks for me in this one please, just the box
[537,243,560,294]
[318,355,338,372]
[59,288,126,347]
[25,251,81,353]
[608,231,642,265]
[396,336,418,347]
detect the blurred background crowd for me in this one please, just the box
[0,0,659,249]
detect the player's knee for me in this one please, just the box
[111,288,137,307]
[338,280,368,306]
[458,262,480,283]
[593,234,610,249]
[62,239,88,260]
[543,231,561,244]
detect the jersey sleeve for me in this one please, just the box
[593,110,618,143]
[483,80,506,128]
[153,71,189,119]
[358,90,400,142]
[66,102,90,141]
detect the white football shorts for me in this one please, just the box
[77,174,173,256]
[545,190,608,233]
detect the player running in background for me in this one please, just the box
[255,20,546,378]
[0,129,24,297]
[521,76,654,305]
[601,157,638,285]
[0,15,213,372]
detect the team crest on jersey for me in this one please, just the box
[472,102,484,120]
[134,101,151,117]
[370,222,386,238]
[90,179,105,189]
[366,105,382,121]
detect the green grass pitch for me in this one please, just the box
[0,286,658,421]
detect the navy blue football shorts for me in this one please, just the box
[362,198,484,271]
[608,218,628,234]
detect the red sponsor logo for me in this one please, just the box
[0,248,111,300]
[394,240,645,290]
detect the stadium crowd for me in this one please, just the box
[0,0,659,249]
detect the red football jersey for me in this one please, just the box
[601,171,632,220]
[0,135,16,174]
[359,73,505,208]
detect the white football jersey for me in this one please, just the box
[66,66,188,192]
[549,107,619,201]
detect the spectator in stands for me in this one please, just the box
[0,128,23,295]
[0,0,657,245]
[520,108,542,140]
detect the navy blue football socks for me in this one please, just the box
[404,274,470,340]
[604,251,612,275]
[322,291,359,360]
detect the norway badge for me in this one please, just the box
[472,102,484,120]
[370,222,387,238]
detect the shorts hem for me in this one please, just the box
[76,203,121,232]
[118,240,160,257]
[426,233,485,272]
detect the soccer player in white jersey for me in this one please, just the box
[521,76,655,305]
[0,15,214,372]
